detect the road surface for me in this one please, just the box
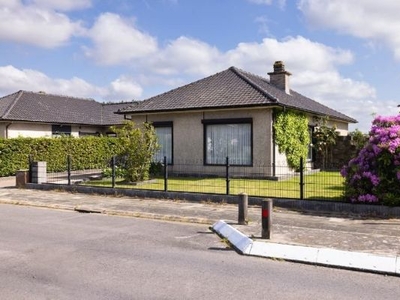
[0,204,399,299]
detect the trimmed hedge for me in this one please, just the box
[0,136,123,176]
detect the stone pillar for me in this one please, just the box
[31,161,47,184]
[15,170,29,187]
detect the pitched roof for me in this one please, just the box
[0,90,129,126]
[118,66,357,123]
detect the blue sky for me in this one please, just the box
[0,0,399,132]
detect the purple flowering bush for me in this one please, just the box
[341,115,400,206]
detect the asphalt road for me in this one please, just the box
[1,204,399,300]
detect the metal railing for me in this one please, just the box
[34,156,345,201]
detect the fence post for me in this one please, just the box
[238,193,248,225]
[28,154,33,183]
[111,155,116,189]
[299,157,304,200]
[163,156,168,192]
[226,156,230,195]
[67,155,71,185]
[261,199,272,239]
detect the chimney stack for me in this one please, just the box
[268,61,291,94]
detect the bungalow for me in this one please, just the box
[0,90,129,138]
[117,61,357,178]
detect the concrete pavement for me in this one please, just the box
[1,178,400,275]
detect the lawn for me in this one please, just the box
[82,171,345,201]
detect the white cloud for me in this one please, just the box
[83,13,158,65]
[145,36,222,76]
[0,65,141,102]
[28,0,92,11]
[0,0,84,48]
[298,0,400,60]
[225,36,353,73]
[255,16,273,36]
[107,76,143,101]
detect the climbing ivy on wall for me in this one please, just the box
[273,109,310,170]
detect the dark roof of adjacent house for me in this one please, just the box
[0,90,130,126]
[117,66,357,123]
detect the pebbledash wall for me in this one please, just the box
[0,122,108,138]
[130,107,351,178]
[130,107,279,177]
[129,106,350,178]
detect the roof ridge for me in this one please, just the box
[102,101,133,106]
[24,90,97,102]
[2,90,24,118]
[117,70,230,113]
[229,67,278,102]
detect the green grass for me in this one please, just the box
[81,171,345,201]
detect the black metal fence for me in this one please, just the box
[36,155,345,201]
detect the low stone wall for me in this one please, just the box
[26,183,400,219]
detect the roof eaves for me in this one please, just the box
[121,103,282,115]
[281,104,357,123]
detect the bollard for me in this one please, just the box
[261,199,272,239]
[238,193,248,225]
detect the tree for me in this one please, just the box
[111,121,159,182]
[348,129,368,153]
[312,117,338,169]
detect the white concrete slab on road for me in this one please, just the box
[212,220,400,276]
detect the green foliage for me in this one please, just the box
[149,161,164,177]
[313,116,339,169]
[0,136,122,176]
[349,129,368,152]
[102,166,126,178]
[273,109,310,170]
[110,121,159,182]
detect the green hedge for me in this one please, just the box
[0,136,123,176]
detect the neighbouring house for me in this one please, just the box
[117,61,357,178]
[0,90,131,138]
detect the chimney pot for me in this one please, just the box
[268,60,292,94]
[273,61,285,72]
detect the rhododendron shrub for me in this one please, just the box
[341,115,400,206]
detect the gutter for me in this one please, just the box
[5,122,12,139]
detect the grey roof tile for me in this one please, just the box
[0,90,128,125]
[118,66,357,123]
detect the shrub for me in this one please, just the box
[110,121,159,182]
[149,161,164,177]
[0,136,122,176]
[102,166,126,178]
[341,115,400,206]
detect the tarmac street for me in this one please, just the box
[1,178,400,275]
[2,204,400,300]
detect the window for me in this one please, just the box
[52,125,71,137]
[79,132,100,137]
[153,122,173,164]
[203,118,252,166]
